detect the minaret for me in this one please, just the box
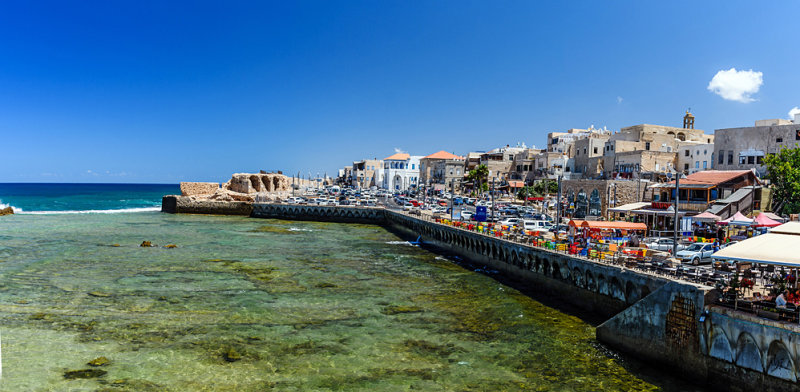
[683,110,695,129]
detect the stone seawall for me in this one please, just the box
[163,201,800,391]
[162,195,252,215]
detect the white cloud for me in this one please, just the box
[707,68,763,103]
[789,106,800,120]
[616,96,623,104]
[393,147,406,154]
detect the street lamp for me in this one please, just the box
[669,169,683,255]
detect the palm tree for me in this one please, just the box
[467,164,489,195]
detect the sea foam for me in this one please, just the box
[18,207,160,215]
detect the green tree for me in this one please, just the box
[467,164,489,193]
[764,145,800,214]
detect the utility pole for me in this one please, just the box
[450,179,455,221]
[556,175,562,227]
[491,178,495,222]
[673,173,680,255]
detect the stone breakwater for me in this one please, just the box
[162,200,800,392]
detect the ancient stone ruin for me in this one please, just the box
[179,173,296,203]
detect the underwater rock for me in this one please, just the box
[88,291,112,297]
[64,368,107,379]
[315,282,337,288]
[381,305,424,315]
[111,244,120,247]
[87,356,110,366]
[0,207,13,216]
[140,241,154,247]
[164,244,177,248]
[222,348,242,362]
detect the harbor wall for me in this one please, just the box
[161,195,252,215]
[165,200,800,391]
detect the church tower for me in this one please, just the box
[683,110,695,129]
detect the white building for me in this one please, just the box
[382,153,422,191]
[678,142,715,175]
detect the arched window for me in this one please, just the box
[677,132,686,141]
[589,189,602,216]
[575,189,588,219]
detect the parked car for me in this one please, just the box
[675,243,715,265]
[643,238,687,253]
[499,218,521,227]
[522,220,551,231]
[461,211,474,221]
[402,202,414,211]
[432,206,447,214]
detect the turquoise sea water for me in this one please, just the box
[0,185,707,391]
[0,183,178,213]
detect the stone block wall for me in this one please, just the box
[180,182,219,196]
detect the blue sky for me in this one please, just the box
[1,1,798,183]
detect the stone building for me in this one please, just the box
[560,179,643,219]
[351,159,383,189]
[480,145,527,183]
[419,151,464,185]
[431,159,466,191]
[574,134,611,178]
[713,116,800,177]
[509,148,544,184]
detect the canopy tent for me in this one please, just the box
[752,213,782,228]
[713,222,800,267]
[580,221,648,231]
[762,212,786,223]
[507,180,525,189]
[693,211,721,222]
[717,211,752,226]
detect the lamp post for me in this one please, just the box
[450,179,455,221]
[491,178,495,222]
[673,172,681,256]
[556,175,562,227]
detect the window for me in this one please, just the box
[739,156,746,165]
[695,161,699,169]
[685,150,690,157]
[703,161,707,169]
[411,164,415,170]
[583,148,587,155]
[684,163,689,170]
[796,130,800,140]
[728,152,733,165]
[757,156,763,164]
[718,152,724,165]
[593,147,598,154]
[645,142,651,150]
[704,149,707,155]
[777,137,783,143]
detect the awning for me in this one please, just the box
[693,211,721,222]
[508,180,525,188]
[580,221,648,231]
[568,220,586,228]
[630,208,688,216]
[713,222,800,267]
[607,202,651,213]
[771,222,800,235]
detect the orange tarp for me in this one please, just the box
[568,220,586,228]
[580,221,648,231]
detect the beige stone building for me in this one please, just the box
[560,179,643,219]
[419,151,464,185]
[574,134,610,178]
[713,116,800,177]
[351,159,383,188]
[480,145,527,183]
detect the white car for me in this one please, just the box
[522,220,551,231]
[403,202,414,211]
[676,243,715,265]
[461,211,474,221]
[499,218,520,227]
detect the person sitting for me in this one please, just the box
[776,290,789,308]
